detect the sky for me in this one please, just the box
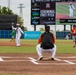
[0,0,71,31]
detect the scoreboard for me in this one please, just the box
[31,0,56,25]
[31,0,76,25]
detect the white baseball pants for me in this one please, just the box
[36,44,57,58]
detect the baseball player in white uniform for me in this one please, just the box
[69,2,75,18]
[12,23,24,47]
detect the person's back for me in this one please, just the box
[41,32,54,49]
[71,25,76,47]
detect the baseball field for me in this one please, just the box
[0,39,76,75]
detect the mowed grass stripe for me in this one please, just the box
[56,4,69,14]
[56,3,76,16]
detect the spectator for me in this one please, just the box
[71,25,76,48]
[12,23,24,47]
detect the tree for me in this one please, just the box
[0,6,1,14]
[17,16,27,31]
[21,26,27,31]
[0,7,13,14]
[40,28,45,31]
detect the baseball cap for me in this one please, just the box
[16,23,20,26]
[45,25,50,32]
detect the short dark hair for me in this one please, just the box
[73,25,76,27]
[45,25,50,32]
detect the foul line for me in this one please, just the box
[54,58,62,61]
[63,60,75,64]
[28,57,39,65]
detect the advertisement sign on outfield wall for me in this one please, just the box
[24,31,41,39]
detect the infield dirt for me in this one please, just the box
[0,53,76,75]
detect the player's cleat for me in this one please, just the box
[16,45,20,47]
[38,56,43,60]
[51,58,54,60]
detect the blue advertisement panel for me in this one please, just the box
[24,31,41,39]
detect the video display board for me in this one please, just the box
[56,0,76,25]
[31,0,76,25]
[31,0,56,25]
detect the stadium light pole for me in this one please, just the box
[8,0,10,9]
[17,4,25,19]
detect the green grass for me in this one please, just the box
[0,39,37,53]
[56,40,76,53]
[56,3,76,15]
[0,39,76,54]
